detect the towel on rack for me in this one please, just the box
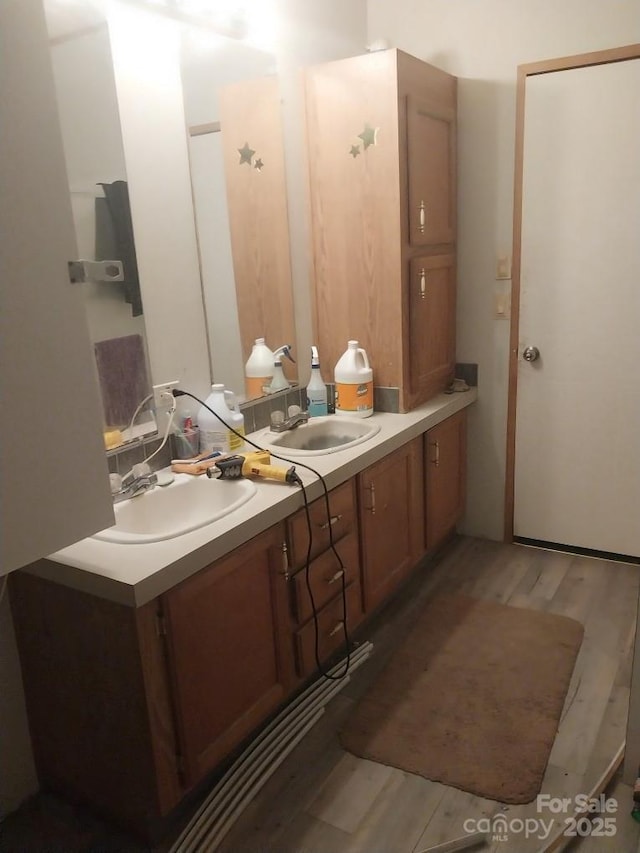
[95,180,143,317]
[94,334,150,428]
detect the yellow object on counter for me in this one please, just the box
[103,429,123,450]
[171,456,225,476]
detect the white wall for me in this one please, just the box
[367,0,640,540]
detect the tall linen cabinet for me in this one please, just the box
[304,49,457,412]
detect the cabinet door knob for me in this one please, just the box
[280,542,290,579]
[328,621,345,638]
[327,569,345,585]
[319,514,342,530]
[419,268,427,299]
[430,440,440,467]
[419,199,426,233]
[365,482,376,514]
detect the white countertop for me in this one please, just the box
[30,390,476,607]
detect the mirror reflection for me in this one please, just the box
[45,11,156,443]
[183,36,298,400]
[45,0,299,428]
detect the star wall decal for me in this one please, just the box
[238,142,255,165]
[358,123,379,149]
[350,144,361,158]
[254,158,264,171]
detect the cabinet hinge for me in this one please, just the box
[155,613,167,637]
[68,259,124,283]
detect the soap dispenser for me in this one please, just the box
[268,344,295,393]
[307,346,328,416]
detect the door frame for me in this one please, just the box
[503,43,640,542]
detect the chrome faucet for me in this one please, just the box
[270,408,310,432]
[111,465,158,502]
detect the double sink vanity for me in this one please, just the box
[10,390,475,840]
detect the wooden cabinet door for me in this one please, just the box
[425,410,467,551]
[161,524,294,789]
[408,253,456,401]
[359,438,425,612]
[406,96,456,247]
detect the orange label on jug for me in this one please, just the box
[335,381,373,413]
[245,376,270,398]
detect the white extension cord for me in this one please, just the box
[171,641,373,853]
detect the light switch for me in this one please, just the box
[494,282,511,319]
[496,254,511,280]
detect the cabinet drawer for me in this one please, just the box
[294,581,362,677]
[290,530,360,625]
[287,480,356,569]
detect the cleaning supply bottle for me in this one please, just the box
[244,338,274,398]
[307,345,328,417]
[334,340,374,418]
[197,384,245,454]
[268,344,295,393]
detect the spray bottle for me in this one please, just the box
[307,346,328,416]
[268,344,295,393]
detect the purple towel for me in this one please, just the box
[94,334,150,428]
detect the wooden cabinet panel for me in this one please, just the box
[425,410,467,551]
[408,253,456,400]
[9,573,181,831]
[359,438,425,612]
[162,523,294,789]
[287,479,357,569]
[290,529,360,625]
[305,49,457,413]
[406,97,456,246]
[294,581,362,677]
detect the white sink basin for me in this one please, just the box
[93,473,257,544]
[263,416,380,456]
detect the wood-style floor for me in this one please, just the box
[217,535,640,853]
[3,536,639,852]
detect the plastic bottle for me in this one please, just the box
[307,345,328,417]
[334,340,374,418]
[244,338,274,399]
[268,344,295,393]
[197,384,245,454]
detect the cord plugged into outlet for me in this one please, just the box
[152,380,179,410]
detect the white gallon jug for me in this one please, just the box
[197,384,245,453]
[334,341,373,418]
[245,338,274,398]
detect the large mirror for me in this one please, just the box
[181,33,298,399]
[45,8,156,442]
[44,0,298,422]
[43,0,367,427]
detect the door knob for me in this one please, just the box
[522,346,540,362]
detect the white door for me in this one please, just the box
[0,0,114,574]
[513,58,640,558]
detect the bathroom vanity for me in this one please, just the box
[10,393,473,840]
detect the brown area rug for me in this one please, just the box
[341,594,584,803]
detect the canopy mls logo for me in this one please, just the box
[463,794,618,843]
[463,814,556,843]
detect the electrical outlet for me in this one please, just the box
[152,380,179,409]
